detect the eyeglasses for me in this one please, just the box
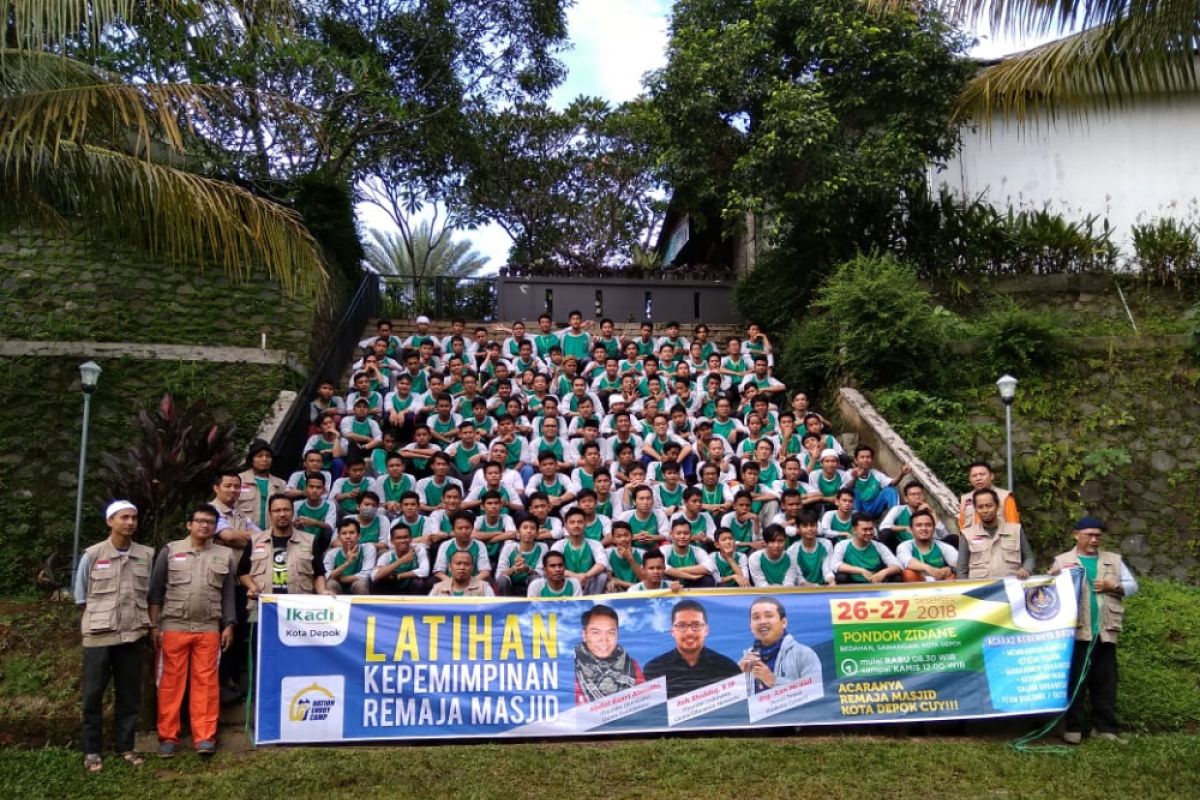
[672,622,707,632]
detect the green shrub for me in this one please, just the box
[1119,578,1200,732]
[1005,207,1117,275]
[972,305,1067,377]
[870,387,987,481]
[817,253,951,389]
[778,317,839,400]
[1132,217,1199,288]
[733,246,825,333]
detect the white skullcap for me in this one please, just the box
[416,315,431,324]
[820,448,840,461]
[106,500,137,520]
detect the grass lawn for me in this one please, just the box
[2,734,1198,800]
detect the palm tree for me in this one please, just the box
[366,222,489,314]
[873,0,1198,122]
[1,0,328,296]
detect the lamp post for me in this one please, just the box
[996,374,1018,493]
[70,361,102,590]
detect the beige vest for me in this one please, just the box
[246,529,318,619]
[236,470,288,529]
[159,539,235,633]
[962,521,1024,579]
[1052,548,1127,644]
[429,577,490,597]
[959,487,1019,529]
[80,539,154,647]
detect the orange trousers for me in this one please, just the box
[157,630,220,745]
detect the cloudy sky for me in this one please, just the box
[356,1,1056,272]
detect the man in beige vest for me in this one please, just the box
[956,488,1034,579]
[236,440,287,530]
[210,470,258,549]
[957,460,1020,529]
[237,494,326,623]
[429,550,495,596]
[74,500,154,772]
[148,504,236,758]
[1051,515,1138,744]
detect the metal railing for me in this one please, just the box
[378,274,498,321]
[270,273,380,473]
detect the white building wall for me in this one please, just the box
[934,96,1200,261]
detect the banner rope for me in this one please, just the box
[245,620,256,744]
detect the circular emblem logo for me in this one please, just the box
[1024,584,1061,621]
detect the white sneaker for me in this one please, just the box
[1062,731,1082,745]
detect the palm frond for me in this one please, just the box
[957,14,1200,122]
[3,139,329,296]
[1,79,315,162]
[5,0,295,52]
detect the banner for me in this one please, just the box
[254,573,1079,744]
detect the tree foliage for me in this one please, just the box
[649,0,972,330]
[869,0,1200,121]
[462,97,665,270]
[102,0,570,192]
[1,3,329,294]
[100,393,238,550]
[366,224,486,279]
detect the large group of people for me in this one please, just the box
[73,313,1137,767]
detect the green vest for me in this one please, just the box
[562,541,595,573]
[379,475,414,505]
[795,541,828,584]
[332,548,363,576]
[539,580,577,598]
[297,501,330,536]
[843,542,883,583]
[607,549,642,583]
[667,548,698,568]
[443,540,483,576]
[759,553,790,585]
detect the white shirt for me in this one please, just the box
[787,539,835,585]
[747,549,800,587]
[830,539,903,573]
[895,540,960,580]
[373,547,430,581]
[658,543,718,580]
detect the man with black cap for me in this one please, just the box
[1051,515,1138,744]
[237,439,286,530]
[74,500,154,772]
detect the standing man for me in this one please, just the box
[75,500,154,772]
[148,504,237,758]
[957,461,1020,529]
[957,488,1034,579]
[643,599,741,698]
[1051,516,1138,744]
[236,440,287,530]
[237,494,326,620]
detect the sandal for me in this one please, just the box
[84,754,103,773]
[120,751,145,767]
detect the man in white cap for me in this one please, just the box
[74,500,154,772]
[405,316,438,353]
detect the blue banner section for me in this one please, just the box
[254,574,1079,744]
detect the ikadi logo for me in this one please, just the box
[285,606,346,625]
[277,598,350,647]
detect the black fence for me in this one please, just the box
[379,274,498,321]
[270,273,381,474]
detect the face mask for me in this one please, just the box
[360,507,378,521]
